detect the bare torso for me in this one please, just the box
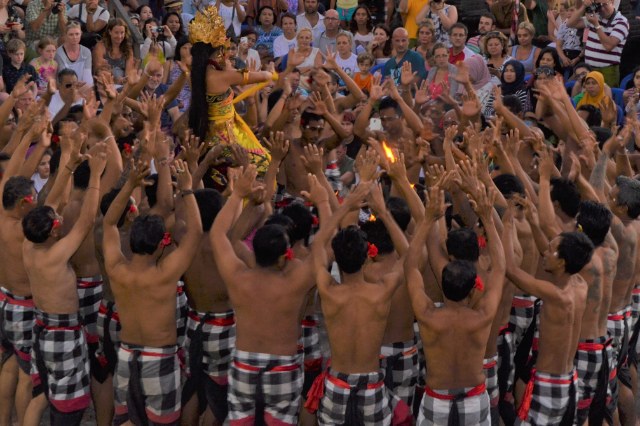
[609,218,638,313]
[183,238,230,313]
[0,213,31,296]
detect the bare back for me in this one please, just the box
[0,214,30,296]
[183,238,230,313]
[64,198,101,278]
[610,219,637,312]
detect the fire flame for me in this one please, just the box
[382,141,396,163]
[369,213,376,222]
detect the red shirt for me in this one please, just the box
[449,48,465,65]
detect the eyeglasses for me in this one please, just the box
[305,125,324,132]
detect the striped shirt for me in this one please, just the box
[585,11,628,67]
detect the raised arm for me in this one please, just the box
[387,151,425,222]
[385,78,424,136]
[368,182,409,256]
[537,148,562,239]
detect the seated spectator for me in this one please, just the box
[238,30,262,70]
[48,68,84,122]
[415,0,458,47]
[135,4,153,32]
[462,54,497,118]
[163,38,191,112]
[163,0,193,31]
[368,23,391,65]
[67,0,110,49]
[93,18,135,84]
[3,38,36,93]
[25,0,66,50]
[353,52,374,92]
[535,46,563,77]
[383,27,426,85]
[448,23,476,65]
[55,21,94,86]
[349,6,373,53]
[0,0,26,59]
[216,0,246,40]
[491,0,529,41]
[483,30,511,79]
[511,21,540,77]
[413,21,436,66]
[296,0,325,40]
[485,59,530,117]
[29,36,57,97]
[273,12,297,63]
[574,71,615,123]
[623,65,640,106]
[31,148,51,194]
[162,12,187,45]
[283,28,322,88]
[425,42,458,100]
[467,12,496,54]
[334,32,358,77]
[141,18,177,63]
[554,1,582,77]
[256,6,282,57]
[246,0,288,27]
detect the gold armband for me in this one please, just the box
[271,71,279,82]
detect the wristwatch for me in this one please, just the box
[594,25,602,31]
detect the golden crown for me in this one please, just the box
[189,5,229,48]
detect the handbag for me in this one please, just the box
[225,4,237,39]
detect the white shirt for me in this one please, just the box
[296,13,325,40]
[67,4,110,24]
[217,3,245,37]
[273,34,297,58]
[335,53,359,77]
[48,91,83,119]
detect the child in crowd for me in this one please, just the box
[353,51,374,92]
[3,39,37,94]
[30,37,58,97]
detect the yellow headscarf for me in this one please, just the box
[576,71,606,109]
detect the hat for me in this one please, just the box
[165,0,183,8]
[129,13,140,20]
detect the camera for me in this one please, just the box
[51,1,61,14]
[585,2,601,14]
[153,26,163,33]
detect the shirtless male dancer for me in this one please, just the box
[103,159,202,425]
[405,185,506,425]
[210,165,317,425]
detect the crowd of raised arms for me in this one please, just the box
[1,0,640,424]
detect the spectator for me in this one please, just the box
[216,0,246,39]
[349,6,373,54]
[426,42,458,99]
[135,4,152,32]
[448,23,476,64]
[333,32,358,77]
[141,18,177,63]
[29,35,57,96]
[510,21,540,76]
[273,12,297,62]
[566,0,628,87]
[413,21,436,65]
[383,27,426,84]
[3,38,36,93]
[25,0,66,49]
[55,21,93,86]
[164,38,191,112]
[140,60,181,134]
[368,23,391,64]
[0,0,26,60]
[483,30,511,78]
[415,0,458,47]
[622,65,640,106]
[331,0,356,30]
[485,59,530,117]
[93,18,135,84]
[314,9,344,55]
[555,1,582,78]
[162,11,187,45]
[256,6,283,56]
[467,12,496,54]
[66,0,110,49]
[535,46,562,76]
[491,0,529,42]
[48,68,83,121]
[31,148,51,194]
[353,51,374,91]
[464,55,498,117]
[297,0,325,40]
[283,28,322,88]
[246,0,288,26]
[524,0,549,46]
[164,0,193,30]
[238,30,262,70]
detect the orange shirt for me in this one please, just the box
[354,72,372,92]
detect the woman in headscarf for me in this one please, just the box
[484,59,531,118]
[460,55,496,117]
[574,71,617,127]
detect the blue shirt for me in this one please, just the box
[151,84,179,131]
[256,26,283,57]
[382,50,427,85]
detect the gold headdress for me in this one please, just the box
[189,5,229,48]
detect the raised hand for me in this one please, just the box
[425,185,446,221]
[309,91,328,116]
[181,130,206,168]
[355,146,380,183]
[343,181,372,211]
[367,182,386,215]
[263,131,290,163]
[88,142,108,176]
[369,74,384,102]
[415,79,431,105]
[323,46,339,70]
[128,159,152,186]
[300,144,324,175]
[400,61,417,86]
[300,173,329,205]
[170,159,193,191]
[467,182,497,219]
[230,144,249,169]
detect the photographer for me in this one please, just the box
[140,18,176,62]
[0,0,26,61]
[67,0,110,48]
[566,0,628,87]
[25,0,65,49]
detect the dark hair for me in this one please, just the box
[349,6,373,34]
[332,225,368,274]
[194,188,224,232]
[449,22,468,36]
[100,187,134,228]
[257,5,275,26]
[130,214,165,255]
[57,68,78,82]
[379,97,401,115]
[72,160,90,190]
[253,224,289,267]
[144,174,159,208]
[49,148,61,175]
[174,37,190,62]
[442,259,476,301]
[557,232,594,274]
[282,203,313,245]
[616,175,640,219]
[628,65,640,90]
[268,88,284,111]
[577,104,602,127]
[372,24,392,57]
[576,200,612,247]
[535,47,562,76]
[550,177,580,218]
[162,12,185,40]
[493,173,525,198]
[3,176,33,210]
[446,228,480,261]
[360,219,393,255]
[142,17,161,40]
[387,196,410,231]
[479,12,496,24]
[502,94,523,115]
[22,206,56,243]
[281,12,297,25]
[264,213,295,243]
[300,110,324,127]
[240,27,257,38]
[189,42,223,140]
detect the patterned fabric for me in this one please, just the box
[183,309,235,381]
[607,306,631,366]
[25,0,62,45]
[483,354,499,408]
[301,315,322,366]
[176,281,188,348]
[418,383,490,425]
[31,311,91,413]
[509,295,537,348]
[114,343,181,425]
[414,321,427,388]
[228,349,303,425]
[318,369,392,426]
[380,340,419,407]
[0,287,35,373]
[574,337,606,424]
[76,276,103,344]
[516,369,576,425]
[95,300,121,381]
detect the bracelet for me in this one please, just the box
[181,189,194,197]
[65,165,75,174]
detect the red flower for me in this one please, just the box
[23,194,34,204]
[51,218,61,230]
[285,247,294,261]
[128,204,138,214]
[367,242,378,259]
[474,275,484,292]
[160,232,172,248]
[477,236,487,249]
[123,143,132,154]
[312,215,319,226]
[51,135,60,145]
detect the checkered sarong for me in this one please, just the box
[516,369,576,425]
[509,295,537,348]
[301,315,322,366]
[574,337,607,424]
[76,276,103,344]
[94,300,121,381]
[380,340,419,407]
[31,311,91,413]
[0,286,34,373]
[483,354,499,408]
[418,383,490,425]
[229,349,303,425]
[114,343,181,425]
[607,306,632,364]
[632,286,640,357]
[318,369,392,425]
[176,281,188,347]
[414,320,427,388]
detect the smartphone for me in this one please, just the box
[369,118,382,131]
[240,36,248,44]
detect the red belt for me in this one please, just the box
[577,339,611,352]
[425,383,486,400]
[35,319,81,331]
[188,311,235,326]
[301,319,318,327]
[328,373,385,390]
[608,312,631,321]
[512,298,535,309]
[0,292,34,308]
[633,288,640,295]
[233,360,299,372]
[98,303,120,322]
[77,279,102,289]
[176,285,184,295]
[379,346,418,360]
[483,359,497,369]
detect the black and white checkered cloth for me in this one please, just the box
[418,383,490,425]
[483,354,499,408]
[228,349,303,425]
[318,369,393,425]
[113,342,181,425]
[380,340,419,408]
[31,311,91,414]
[176,281,188,348]
[0,286,35,373]
[76,276,103,344]
[94,300,121,381]
[516,369,576,425]
[574,337,607,425]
